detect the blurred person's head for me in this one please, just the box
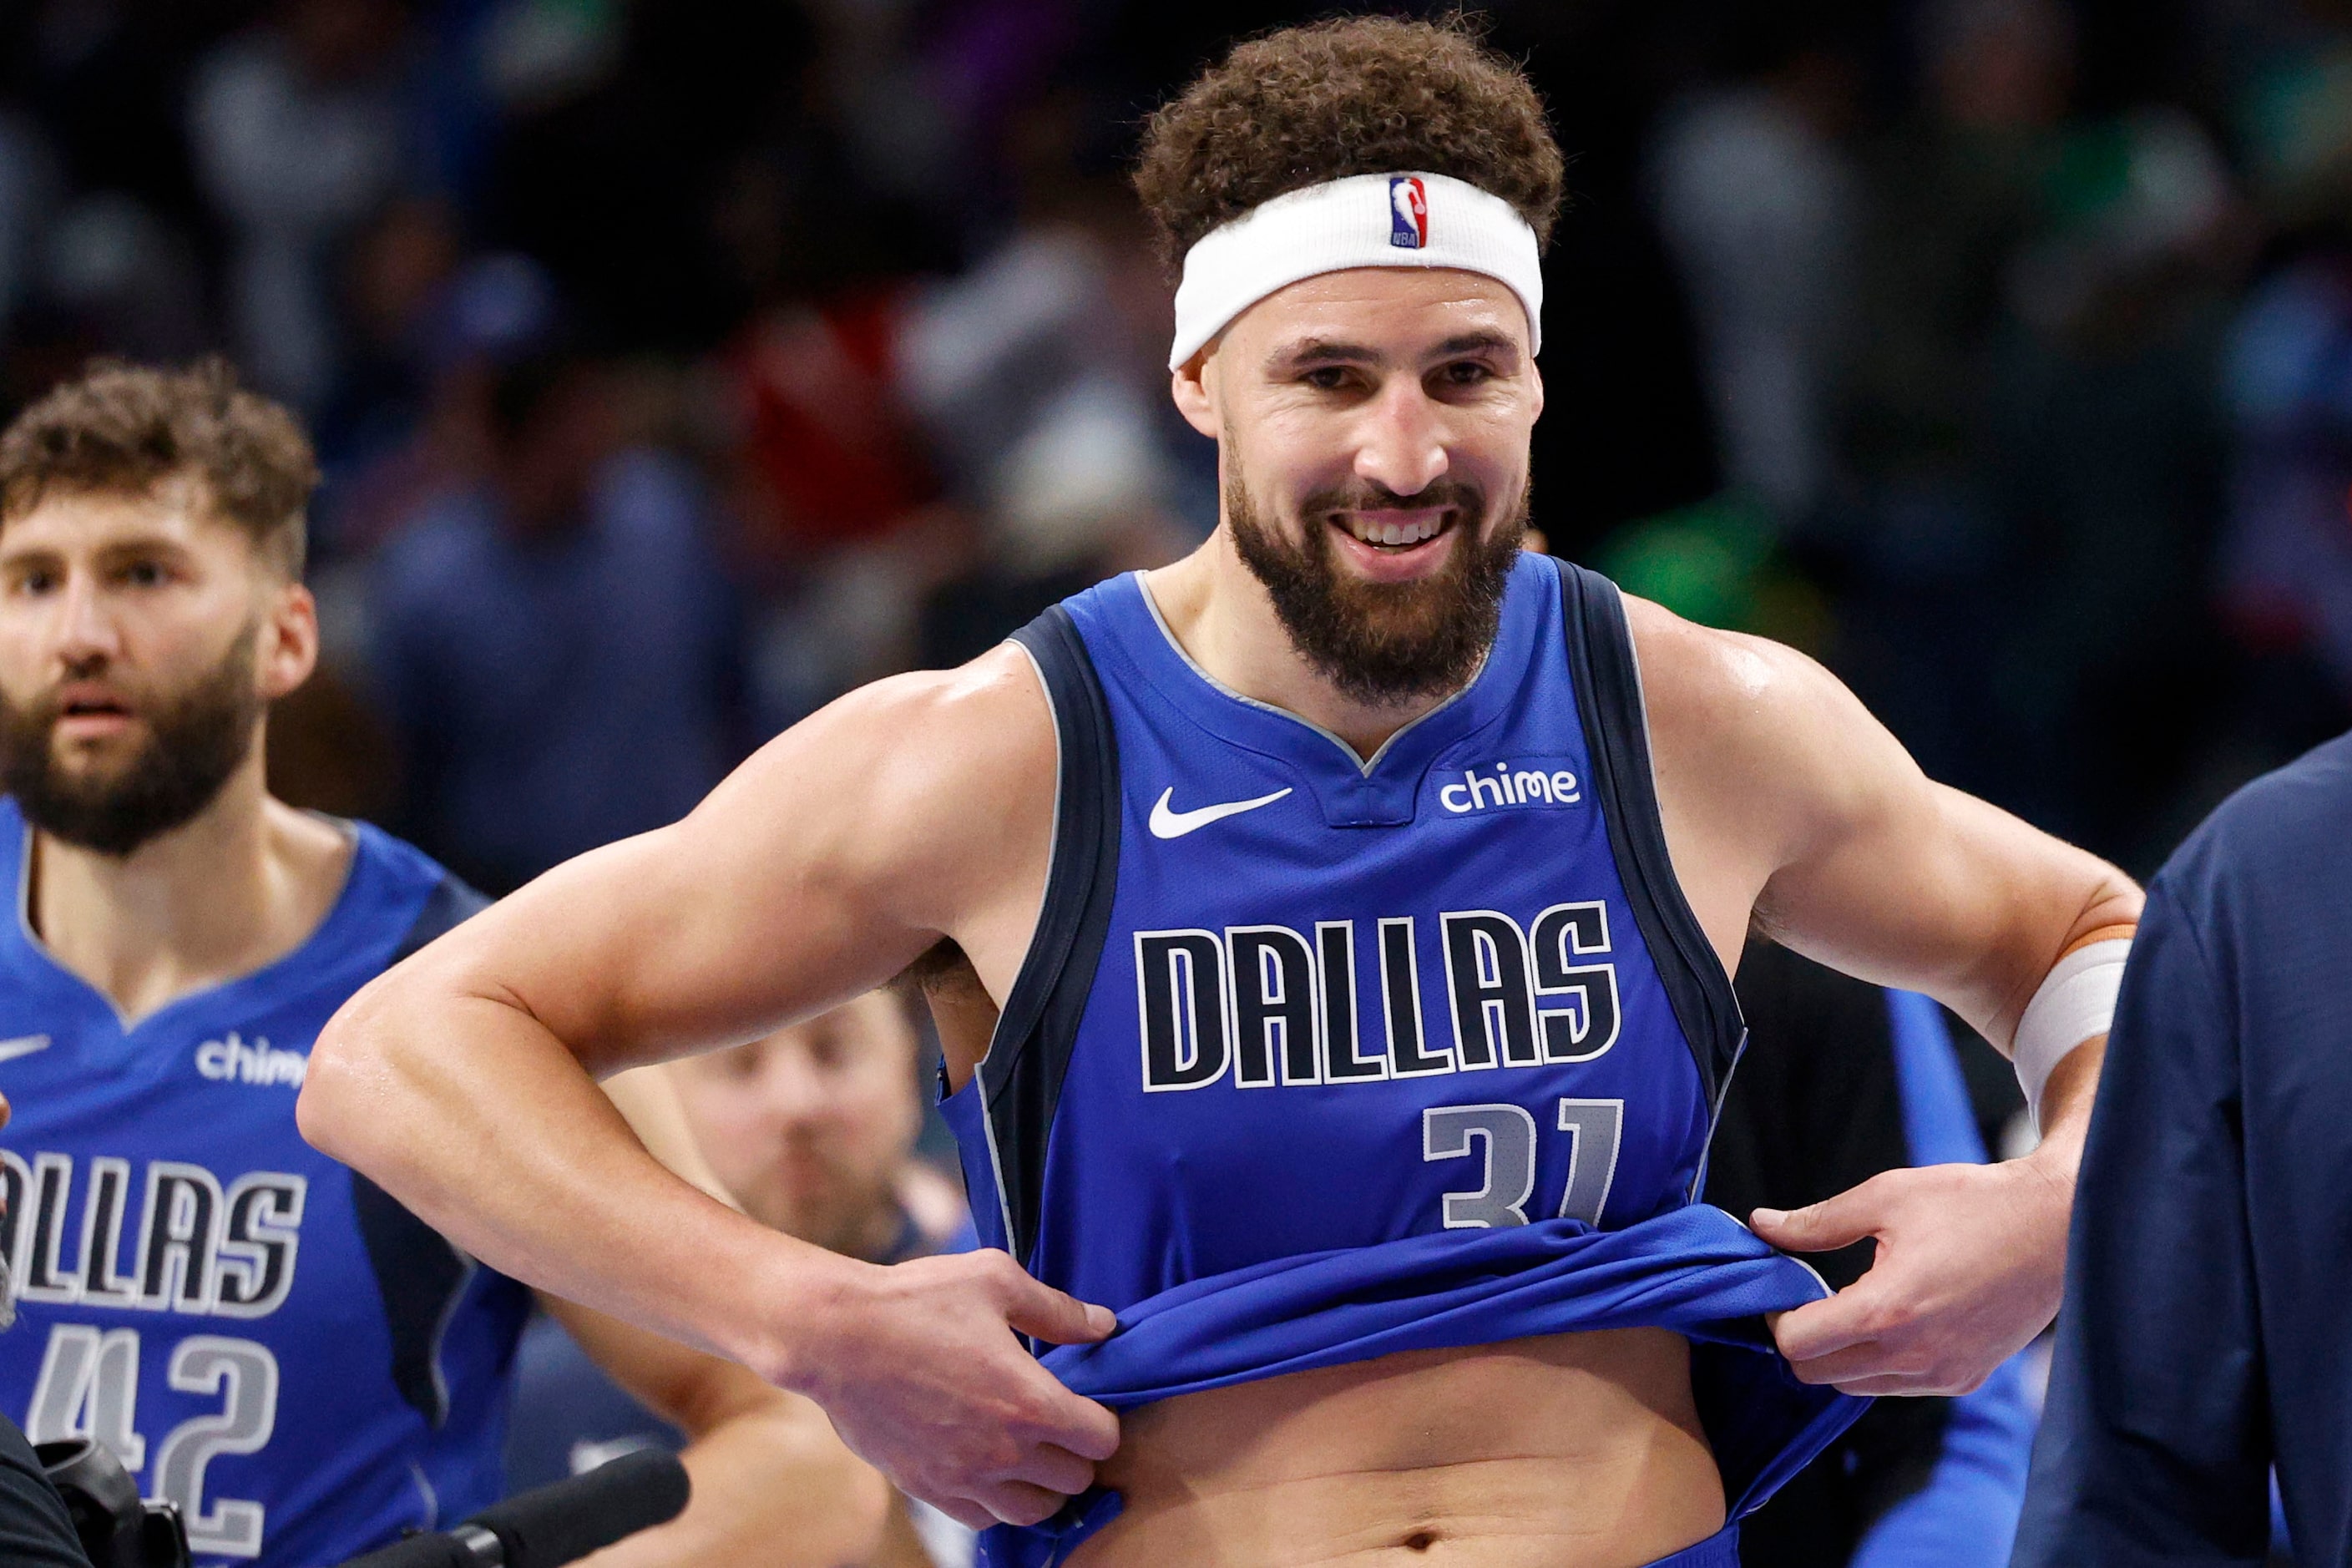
[484,350,615,536]
[0,359,321,856]
[669,992,926,1262]
[1135,17,1559,706]
[345,197,459,356]
[280,0,409,85]
[1924,0,2072,133]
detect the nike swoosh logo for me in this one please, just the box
[0,1035,51,1064]
[1149,786,1293,839]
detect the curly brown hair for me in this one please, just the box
[1133,14,1565,273]
[0,357,317,578]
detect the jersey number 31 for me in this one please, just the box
[1423,1100,1625,1229]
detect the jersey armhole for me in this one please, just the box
[1555,563,1748,1121]
[988,609,1123,1267]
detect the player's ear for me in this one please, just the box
[1171,348,1219,439]
[1528,357,1544,422]
[255,578,319,703]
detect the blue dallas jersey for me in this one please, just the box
[0,801,530,1567]
[945,554,1866,1566]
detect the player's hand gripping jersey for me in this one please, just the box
[945,554,1866,1566]
[0,806,527,1568]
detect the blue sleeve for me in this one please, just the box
[1846,990,2034,1568]
[2011,878,2271,1566]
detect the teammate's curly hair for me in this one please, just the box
[1133,14,1565,274]
[0,357,316,578]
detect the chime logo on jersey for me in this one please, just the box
[1389,175,1429,248]
[1135,901,1622,1091]
[1436,757,1582,817]
[0,1151,306,1318]
[194,1031,309,1088]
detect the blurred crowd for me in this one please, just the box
[3,0,2349,886]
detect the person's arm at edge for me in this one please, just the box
[297,652,1118,1528]
[602,1065,740,1210]
[2011,877,2270,1565]
[544,1295,892,1568]
[1626,599,2140,1393]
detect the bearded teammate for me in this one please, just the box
[304,20,2142,1568]
[0,360,895,1566]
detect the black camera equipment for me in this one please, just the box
[336,1449,691,1568]
[33,1437,189,1568]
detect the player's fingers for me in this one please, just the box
[1750,1181,1884,1254]
[1008,1442,1097,1498]
[1770,1288,1884,1363]
[930,1496,998,1532]
[1014,1385,1121,1462]
[978,1479,1073,1528]
[1002,1270,1119,1346]
[1781,1340,1902,1387]
[1824,1372,1953,1398]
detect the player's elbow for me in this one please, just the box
[298,970,418,1173]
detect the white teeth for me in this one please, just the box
[1346,515,1444,546]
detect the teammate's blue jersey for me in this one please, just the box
[0,802,529,1567]
[945,555,1864,1566]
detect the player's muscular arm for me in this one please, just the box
[300,649,1119,1529]
[1629,598,2141,1397]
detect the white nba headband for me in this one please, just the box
[1168,171,1545,371]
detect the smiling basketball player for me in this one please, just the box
[302,19,2139,1568]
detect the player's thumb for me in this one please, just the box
[1004,1275,1117,1346]
[1751,1188,1876,1254]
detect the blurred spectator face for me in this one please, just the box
[488,357,617,535]
[282,0,407,84]
[670,993,923,1261]
[0,483,309,855]
[1176,267,1541,703]
[1929,0,2071,131]
[346,198,458,351]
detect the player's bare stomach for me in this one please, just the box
[1070,1327,1721,1568]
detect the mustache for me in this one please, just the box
[1299,478,1488,520]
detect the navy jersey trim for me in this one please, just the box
[354,868,493,1429]
[389,873,492,965]
[1556,564,1747,1115]
[989,608,1123,1268]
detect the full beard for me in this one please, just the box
[0,630,262,858]
[1226,468,1530,707]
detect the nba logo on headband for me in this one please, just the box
[1389,176,1429,249]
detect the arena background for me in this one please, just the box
[3,0,2344,894]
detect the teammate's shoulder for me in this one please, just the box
[340,818,493,954]
[2156,729,2352,914]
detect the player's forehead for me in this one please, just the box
[0,478,234,562]
[1217,267,1532,374]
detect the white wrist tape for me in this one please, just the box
[1169,171,1545,370]
[2013,938,2131,1130]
